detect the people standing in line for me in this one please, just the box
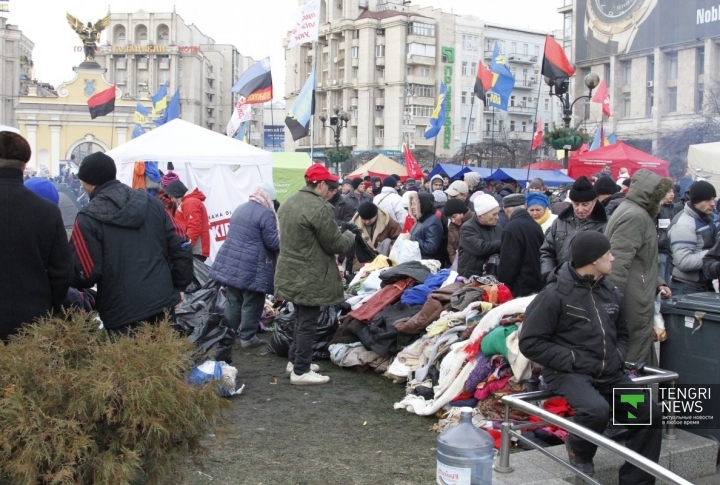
[525,192,557,234]
[520,231,661,484]
[327,183,355,224]
[402,190,421,233]
[408,192,444,261]
[275,164,356,385]
[340,178,353,196]
[457,194,503,278]
[594,176,621,215]
[429,174,444,192]
[444,180,469,202]
[540,176,608,282]
[350,202,401,271]
[373,176,407,224]
[371,176,383,196]
[497,194,545,297]
[70,153,194,336]
[344,177,373,212]
[668,180,718,295]
[605,169,674,366]
[0,132,72,341]
[210,182,279,350]
[165,180,210,262]
[462,172,481,201]
[616,167,630,187]
[526,178,546,194]
[444,198,473,267]
[657,186,676,286]
[393,175,406,196]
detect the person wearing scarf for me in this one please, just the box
[526,192,556,234]
[209,181,279,351]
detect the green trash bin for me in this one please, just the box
[661,292,720,444]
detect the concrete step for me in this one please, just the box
[492,429,718,485]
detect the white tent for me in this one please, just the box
[688,142,720,192]
[105,119,273,263]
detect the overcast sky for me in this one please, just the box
[8,0,562,99]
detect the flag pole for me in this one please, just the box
[526,78,543,184]
[432,136,438,169]
[310,41,318,161]
[110,109,116,149]
[490,107,495,175]
[462,96,475,164]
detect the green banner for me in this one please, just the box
[273,167,306,203]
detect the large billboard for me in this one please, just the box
[575,0,720,63]
[263,125,285,152]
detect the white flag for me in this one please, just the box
[288,0,320,48]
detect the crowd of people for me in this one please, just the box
[5,127,720,482]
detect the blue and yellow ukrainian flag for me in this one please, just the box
[424,82,447,140]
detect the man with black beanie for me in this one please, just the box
[345,176,372,211]
[70,152,194,335]
[540,176,608,282]
[668,180,718,295]
[594,176,625,216]
[444,198,473,265]
[349,202,401,271]
[521,231,662,483]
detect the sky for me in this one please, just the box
[7,0,562,100]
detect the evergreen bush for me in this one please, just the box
[0,311,230,485]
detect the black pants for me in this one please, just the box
[544,370,662,485]
[288,304,321,375]
[193,254,207,262]
[106,309,176,338]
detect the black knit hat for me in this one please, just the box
[594,176,619,196]
[165,180,189,198]
[77,152,117,186]
[444,198,468,217]
[570,176,597,202]
[357,201,378,219]
[502,193,526,208]
[572,231,611,268]
[383,176,397,187]
[689,180,717,204]
[351,177,364,190]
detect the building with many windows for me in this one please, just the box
[558,0,720,152]
[0,16,34,127]
[283,0,561,162]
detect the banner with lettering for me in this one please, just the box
[288,0,320,48]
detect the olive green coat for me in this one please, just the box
[275,187,355,306]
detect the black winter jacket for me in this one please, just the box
[497,209,544,297]
[70,180,194,329]
[344,190,373,212]
[519,263,629,380]
[457,216,503,278]
[0,168,72,340]
[410,193,444,260]
[657,202,677,255]
[332,194,356,224]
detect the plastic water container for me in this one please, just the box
[436,407,494,485]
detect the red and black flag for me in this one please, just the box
[473,60,493,104]
[231,57,273,105]
[541,34,575,86]
[87,85,116,119]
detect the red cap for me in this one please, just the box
[305,163,339,184]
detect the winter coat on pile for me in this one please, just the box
[70,180,194,330]
[605,170,673,365]
[332,194,356,224]
[344,190,373,212]
[669,202,717,285]
[447,209,474,264]
[374,187,408,224]
[409,192,444,260]
[657,202,677,256]
[0,167,72,341]
[497,209,545,297]
[275,186,355,307]
[210,200,280,295]
[520,262,628,381]
[457,216,503,278]
[175,188,210,258]
[350,206,402,271]
[539,199,608,281]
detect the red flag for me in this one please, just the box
[403,144,424,180]
[87,85,116,119]
[532,118,543,150]
[473,60,493,102]
[591,79,612,117]
[541,34,575,80]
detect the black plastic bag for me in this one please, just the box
[266,304,339,360]
[185,259,212,294]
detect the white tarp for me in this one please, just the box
[688,142,720,192]
[105,119,273,263]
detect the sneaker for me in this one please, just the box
[240,338,263,349]
[286,362,320,376]
[290,370,330,386]
[565,438,595,477]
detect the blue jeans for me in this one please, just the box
[670,278,713,296]
[657,253,672,287]
[224,286,265,343]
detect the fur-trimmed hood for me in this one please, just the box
[626,169,673,218]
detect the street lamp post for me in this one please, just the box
[544,72,600,169]
[318,104,351,176]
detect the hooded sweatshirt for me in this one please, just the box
[175,187,210,257]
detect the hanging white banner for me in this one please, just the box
[288,0,320,48]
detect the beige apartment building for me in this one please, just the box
[558,0,720,152]
[283,0,561,160]
[0,16,34,127]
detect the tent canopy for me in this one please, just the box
[520,160,564,170]
[688,142,720,192]
[568,142,669,179]
[428,163,469,180]
[487,168,575,188]
[348,154,407,179]
[272,152,311,202]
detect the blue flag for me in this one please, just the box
[487,43,515,111]
[235,122,248,142]
[131,124,146,139]
[424,82,447,140]
[134,102,150,123]
[154,89,180,127]
[285,71,315,141]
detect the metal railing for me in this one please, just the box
[495,365,691,485]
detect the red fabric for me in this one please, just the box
[404,144,424,181]
[175,188,210,257]
[306,163,340,183]
[541,34,575,78]
[474,375,512,400]
[402,217,415,233]
[488,428,502,449]
[520,160,564,170]
[474,60,493,99]
[451,391,475,402]
[346,277,413,323]
[568,142,669,180]
[531,117,543,151]
[591,79,612,117]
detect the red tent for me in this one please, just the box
[520,160,564,170]
[568,142,669,180]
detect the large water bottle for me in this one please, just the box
[436,407,494,485]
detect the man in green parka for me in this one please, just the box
[275,164,357,385]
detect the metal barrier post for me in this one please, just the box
[663,379,678,440]
[494,403,514,473]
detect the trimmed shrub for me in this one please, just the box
[0,311,230,485]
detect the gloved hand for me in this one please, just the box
[340,221,354,232]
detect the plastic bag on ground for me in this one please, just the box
[187,359,244,397]
[266,303,339,360]
[185,258,212,294]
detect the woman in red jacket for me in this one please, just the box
[165,180,210,261]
